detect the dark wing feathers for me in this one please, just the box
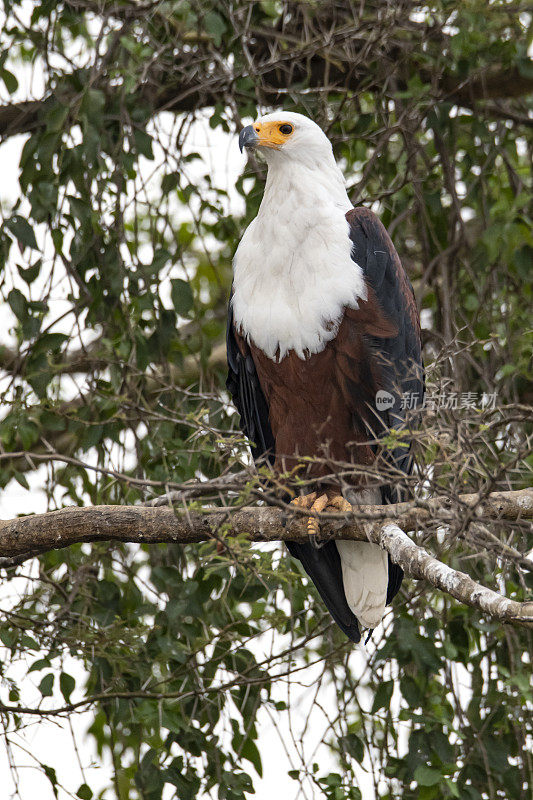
[347,207,424,606]
[226,208,423,642]
[347,207,424,491]
[226,303,275,464]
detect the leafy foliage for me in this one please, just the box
[0,1,531,798]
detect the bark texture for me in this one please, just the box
[0,488,531,627]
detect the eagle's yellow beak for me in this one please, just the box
[239,121,294,152]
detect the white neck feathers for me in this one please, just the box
[232,156,366,361]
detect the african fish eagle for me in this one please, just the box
[226,111,423,643]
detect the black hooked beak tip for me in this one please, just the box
[238,125,259,153]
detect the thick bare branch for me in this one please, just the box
[377,523,533,627]
[1,20,531,141]
[0,488,531,626]
[2,69,531,141]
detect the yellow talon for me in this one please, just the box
[306,493,329,538]
[289,492,317,509]
[325,495,353,515]
[290,492,351,547]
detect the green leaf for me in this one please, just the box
[240,737,262,776]
[151,248,171,272]
[0,629,15,647]
[260,1,281,19]
[515,245,533,277]
[517,58,533,79]
[13,470,30,490]
[161,173,179,194]
[414,765,442,787]
[1,68,19,94]
[6,215,39,250]
[42,764,58,798]
[339,733,364,762]
[38,673,54,697]
[7,288,28,322]
[76,784,93,800]
[134,128,154,159]
[18,259,42,284]
[445,778,460,798]
[162,709,183,733]
[400,675,422,707]
[19,635,39,649]
[17,419,40,449]
[32,332,69,354]
[27,352,52,398]
[204,11,227,46]
[28,657,51,673]
[83,89,105,117]
[59,672,75,703]
[371,680,394,713]
[171,278,194,316]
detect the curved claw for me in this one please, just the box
[285,492,316,530]
[306,493,330,548]
[308,531,327,550]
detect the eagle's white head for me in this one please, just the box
[239,111,335,167]
[238,110,350,207]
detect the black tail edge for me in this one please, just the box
[286,540,362,644]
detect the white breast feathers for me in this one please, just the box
[232,160,366,361]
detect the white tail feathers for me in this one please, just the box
[335,540,389,629]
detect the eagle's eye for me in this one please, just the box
[279,124,293,135]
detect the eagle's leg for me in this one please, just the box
[325,495,353,515]
[289,493,353,548]
[308,494,353,549]
[289,492,317,510]
[305,494,330,542]
[288,492,325,546]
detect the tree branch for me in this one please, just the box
[1,24,531,141]
[0,488,531,626]
[0,341,107,376]
[378,523,533,627]
[0,99,50,138]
